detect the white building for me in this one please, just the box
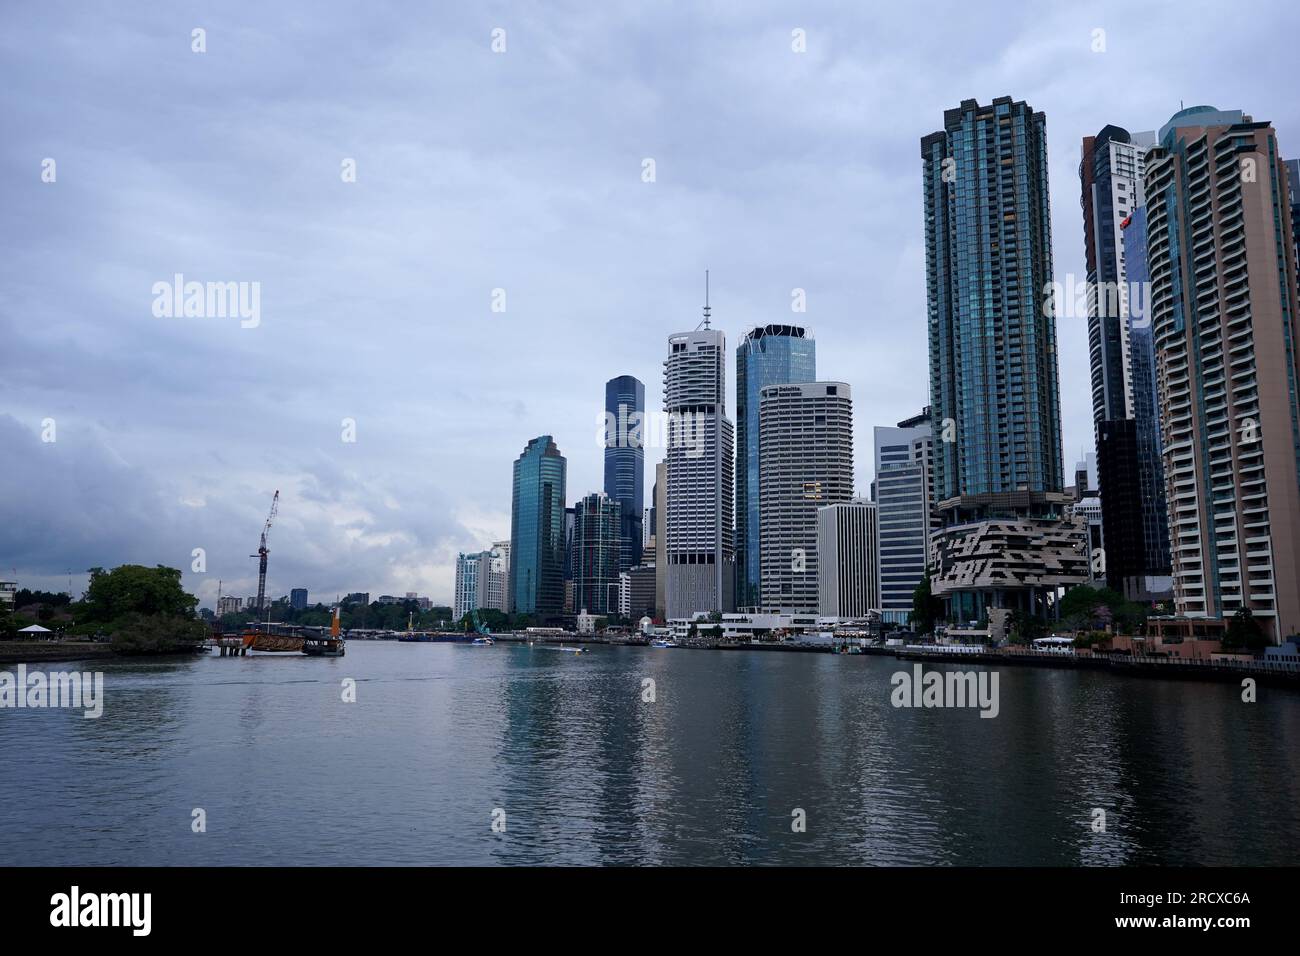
[663,325,735,619]
[817,498,880,619]
[758,381,855,612]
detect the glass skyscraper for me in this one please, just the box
[509,435,567,616]
[923,97,1064,504]
[603,375,645,572]
[1080,124,1171,600]
[571,491,623,615]
[735,325,815,608]
[922,97,1086,627]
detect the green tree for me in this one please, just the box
[909,574,944,635]
[0,602,16,640]
[78,565,199,624]
[1223,607,1266,652]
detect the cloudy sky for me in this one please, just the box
[2,0,1296,608]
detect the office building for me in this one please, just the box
[663,320,735,619]
[817,498,880,619]
[289,588,308,611]
[735,324,816,608]
[757,381,855,612]
[1080,124,1172,599]
[509,435,567,615]
[604,374,645,571]
[571,491,623,616]
[873,409,938,624]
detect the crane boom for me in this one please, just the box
[252,490,280,618]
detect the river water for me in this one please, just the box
[2,641,1297,865]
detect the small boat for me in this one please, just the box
[650,639,677,648]
[303,607,346,657]
[471,636,494,646]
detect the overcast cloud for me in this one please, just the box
[2,0,1297,607]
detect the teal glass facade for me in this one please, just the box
[922,97,1064,508]
[735,325,815,608]
[509,435,567,615]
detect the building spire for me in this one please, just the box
[700,269,712,329]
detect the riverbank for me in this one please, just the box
[0,641,117,665]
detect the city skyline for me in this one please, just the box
[4,3,1300,607]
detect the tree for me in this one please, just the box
[1223,607,1266,652]
[73,565,204,654]
[78,565,198,624]
[0,602,16,641]
[909,574,944,635]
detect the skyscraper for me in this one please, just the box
[653,460,667,619]
[758,382,854,612]
[571,491,623,615]
[663,316,735,619]
[735,325,816,608]
[453,551,483,621]
[290,588,308,610]
[817,499,880,619]
[1287,158,1300,268]
[485,540,510,612]
[922,97,1088,628]
[603,375,645,572]
[1144,106,1300,641]
[873,410,936,624]
[1080,124,1171,599]
[1121,206,1173,596]
[509,435,567,616]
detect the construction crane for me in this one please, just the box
[251,490,280,619]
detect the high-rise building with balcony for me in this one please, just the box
[922,97,1088,627]
[735,325,816,608]
[509,435,567,615]
[758,382,854,612]
[663,315,735,619]
[1144,106,1300,641]
[603,375,645,572]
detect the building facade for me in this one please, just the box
[603,374,645,572]
[873,410,937,624]
[1144,106,1300,641]
[290,588,308,610]
[735,324,816,608]
[757,382,855,612]
[1080,124,1172,599]
[922,97,1086,623]
[509,435,568,616]
[817,498,880,619]
[571,491,623,616]
[663,327,735,618]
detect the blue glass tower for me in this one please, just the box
[603,375,644,572]
[922,98,1064,506]
[509,435,567,615]
[735,325,815,608]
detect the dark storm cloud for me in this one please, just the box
[1,0,1296,603]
